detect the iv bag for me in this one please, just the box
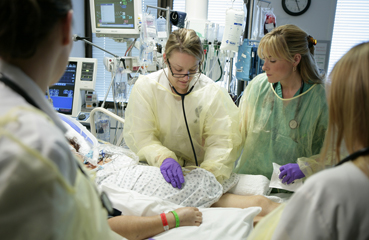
[95,112,110,143]
[140,13,157,64]
[156,16,167,47]
[156,16,167,38]
[141,13,157,46]
[114,71,128,103]
[220,8,245,52]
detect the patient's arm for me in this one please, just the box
[211,193,280,217]
[108,207,202,240]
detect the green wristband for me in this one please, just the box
[171,210,180,228]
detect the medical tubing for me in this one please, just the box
[206,54,219,78]
[171,86,199,166]
[101,73,116,109]
[171,211,180,227]
[112,77,118,115]
[215,59,223,82]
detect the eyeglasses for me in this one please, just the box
[167,59,201,78]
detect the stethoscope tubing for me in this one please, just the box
[335,147,369,167]
[171,85,199,166]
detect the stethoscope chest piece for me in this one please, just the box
[289,119,298,129]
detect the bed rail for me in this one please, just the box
[89,107,125,146]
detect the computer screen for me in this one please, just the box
[47,57,98,118]
[47,61,77,115]
[90,0,141,38]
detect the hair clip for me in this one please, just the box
[307,35,317,48]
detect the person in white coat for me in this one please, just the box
[0,1,201,239]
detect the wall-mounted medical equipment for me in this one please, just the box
[170,11,187,28]
[46,57,98,121]
[235,39,264,81]
[251,0,276,40]
[85,91,99,109]
[90,0,142,39]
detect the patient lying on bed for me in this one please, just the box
[69,136,236,208]
[68,138,206,240]
[67,125,281,220]
[64,115,281,223]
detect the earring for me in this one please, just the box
[293,66,296,72]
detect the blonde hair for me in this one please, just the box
[257,24,323,84]
[165,28,204,67]
[322,41,369,163]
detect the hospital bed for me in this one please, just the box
[62,111,291,240]
[89,107,126,146]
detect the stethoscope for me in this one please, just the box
[0,74,114,215]
[165,70,200,167]
[335,147,369,167]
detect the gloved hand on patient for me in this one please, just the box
[160,158,185,189]
[279,163,305,184]
[160,158,184,189]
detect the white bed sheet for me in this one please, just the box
[100,182,262,240]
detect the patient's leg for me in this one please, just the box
[211,193,279,216]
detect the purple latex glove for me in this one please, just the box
[160,158,185,189]
[279,163,305,184]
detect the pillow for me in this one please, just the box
[227,174,271,196]
[100,183,261,240]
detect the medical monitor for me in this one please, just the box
[90,0,142,38]
[47,57,98,118]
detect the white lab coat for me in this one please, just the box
[0,60,123,240]
[273,161,369,240]
[247,161,369,240]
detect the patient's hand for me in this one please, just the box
[174,207,202,227]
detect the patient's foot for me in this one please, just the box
[253,215,263,227]
[263,199,280,216]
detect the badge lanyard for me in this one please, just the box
[273,81,304,130]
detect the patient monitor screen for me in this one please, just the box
[94,0,136,30]
[47,61,77,115]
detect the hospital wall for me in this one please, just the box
[252,0,337,42]
[250,0,337,73]
[70,0,85,58]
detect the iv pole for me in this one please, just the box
[73,35,119,58]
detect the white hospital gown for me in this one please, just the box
[95,153,239,208]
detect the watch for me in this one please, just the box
[282,0,311,16]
